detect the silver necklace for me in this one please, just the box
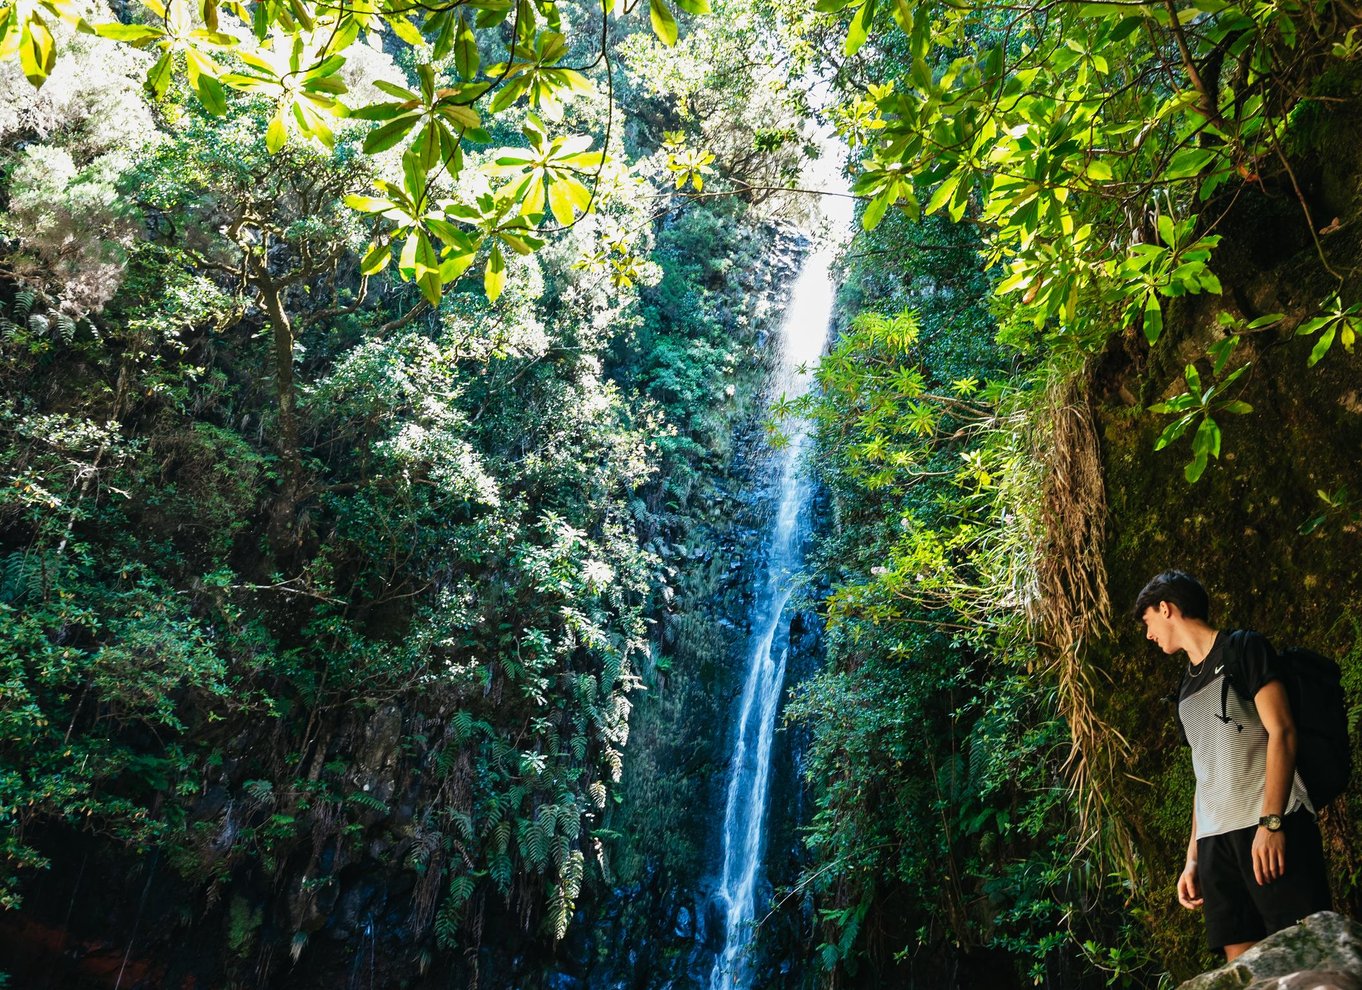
[1187,635,1222,677]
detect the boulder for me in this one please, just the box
[1177,912,1362,990]
[1250,975,1362,990]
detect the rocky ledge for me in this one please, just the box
[1178,912,1362,990]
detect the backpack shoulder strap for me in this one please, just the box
[1218,630,1249,731]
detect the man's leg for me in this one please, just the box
[1224,942,1256,961]
[1199,828,1268,955]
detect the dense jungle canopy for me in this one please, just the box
[1,0,1361,985]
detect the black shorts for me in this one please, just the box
[1197,810,1332,951]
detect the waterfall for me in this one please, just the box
[707,131,850,990]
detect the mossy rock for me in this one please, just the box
[1176,911,1362,990]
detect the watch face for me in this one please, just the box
[1262,815,1283,831]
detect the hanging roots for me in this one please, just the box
[1033,369,1137,874]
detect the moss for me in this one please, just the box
[226,894,263,959]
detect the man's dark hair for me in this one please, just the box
[1132,570,1210,621]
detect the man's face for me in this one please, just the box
[1141,603,1177,654]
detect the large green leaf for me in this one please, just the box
[649,0,678,46]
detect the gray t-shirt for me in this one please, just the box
[1178,630,1313,839]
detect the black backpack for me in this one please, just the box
[1221,630,1352,808]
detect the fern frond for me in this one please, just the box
[447,872,475,910]
[489,850,512,892]
[560,849,584,899]
[492,819,511,853]
[434,903,460,948]
[13,289,36,318]
[0,552,46,605]
[536,802,557,834]
[547,886,570,942]
[556,804,580,840]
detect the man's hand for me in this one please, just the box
[1252,826,1287,885]
[1177,861,1203,910]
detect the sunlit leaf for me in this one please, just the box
[649,0,678,46]
[485,241,507,301]
[266,104,288,152]
[360,242,391,275]
[845,0,873,55]
[454,14,479,80]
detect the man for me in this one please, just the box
[1135,570,1331,961]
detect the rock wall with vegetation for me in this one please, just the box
[1089,78,1362,980]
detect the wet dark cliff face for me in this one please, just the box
[553,236,827,990]
[1087,75,1362,981]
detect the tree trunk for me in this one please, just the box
[254,269,304,545]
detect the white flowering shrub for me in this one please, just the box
[2,146,138,317]
[0,27,157,317]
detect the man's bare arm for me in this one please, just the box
[1178,808,1203,909]
[1254,680,1296,885]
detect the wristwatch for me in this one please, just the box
[1259,814,1283,832]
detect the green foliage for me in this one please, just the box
[770,83,1162,975]
[799,0,1356,357]
[1295,293,1362,367]
[0,3,809,968]
[1147,330,1258,483]
[0,0,713,306]
[227,895,264,958]
[0,0,807,323]
[789,305,1160,979]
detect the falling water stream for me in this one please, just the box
[707,132,851,990]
